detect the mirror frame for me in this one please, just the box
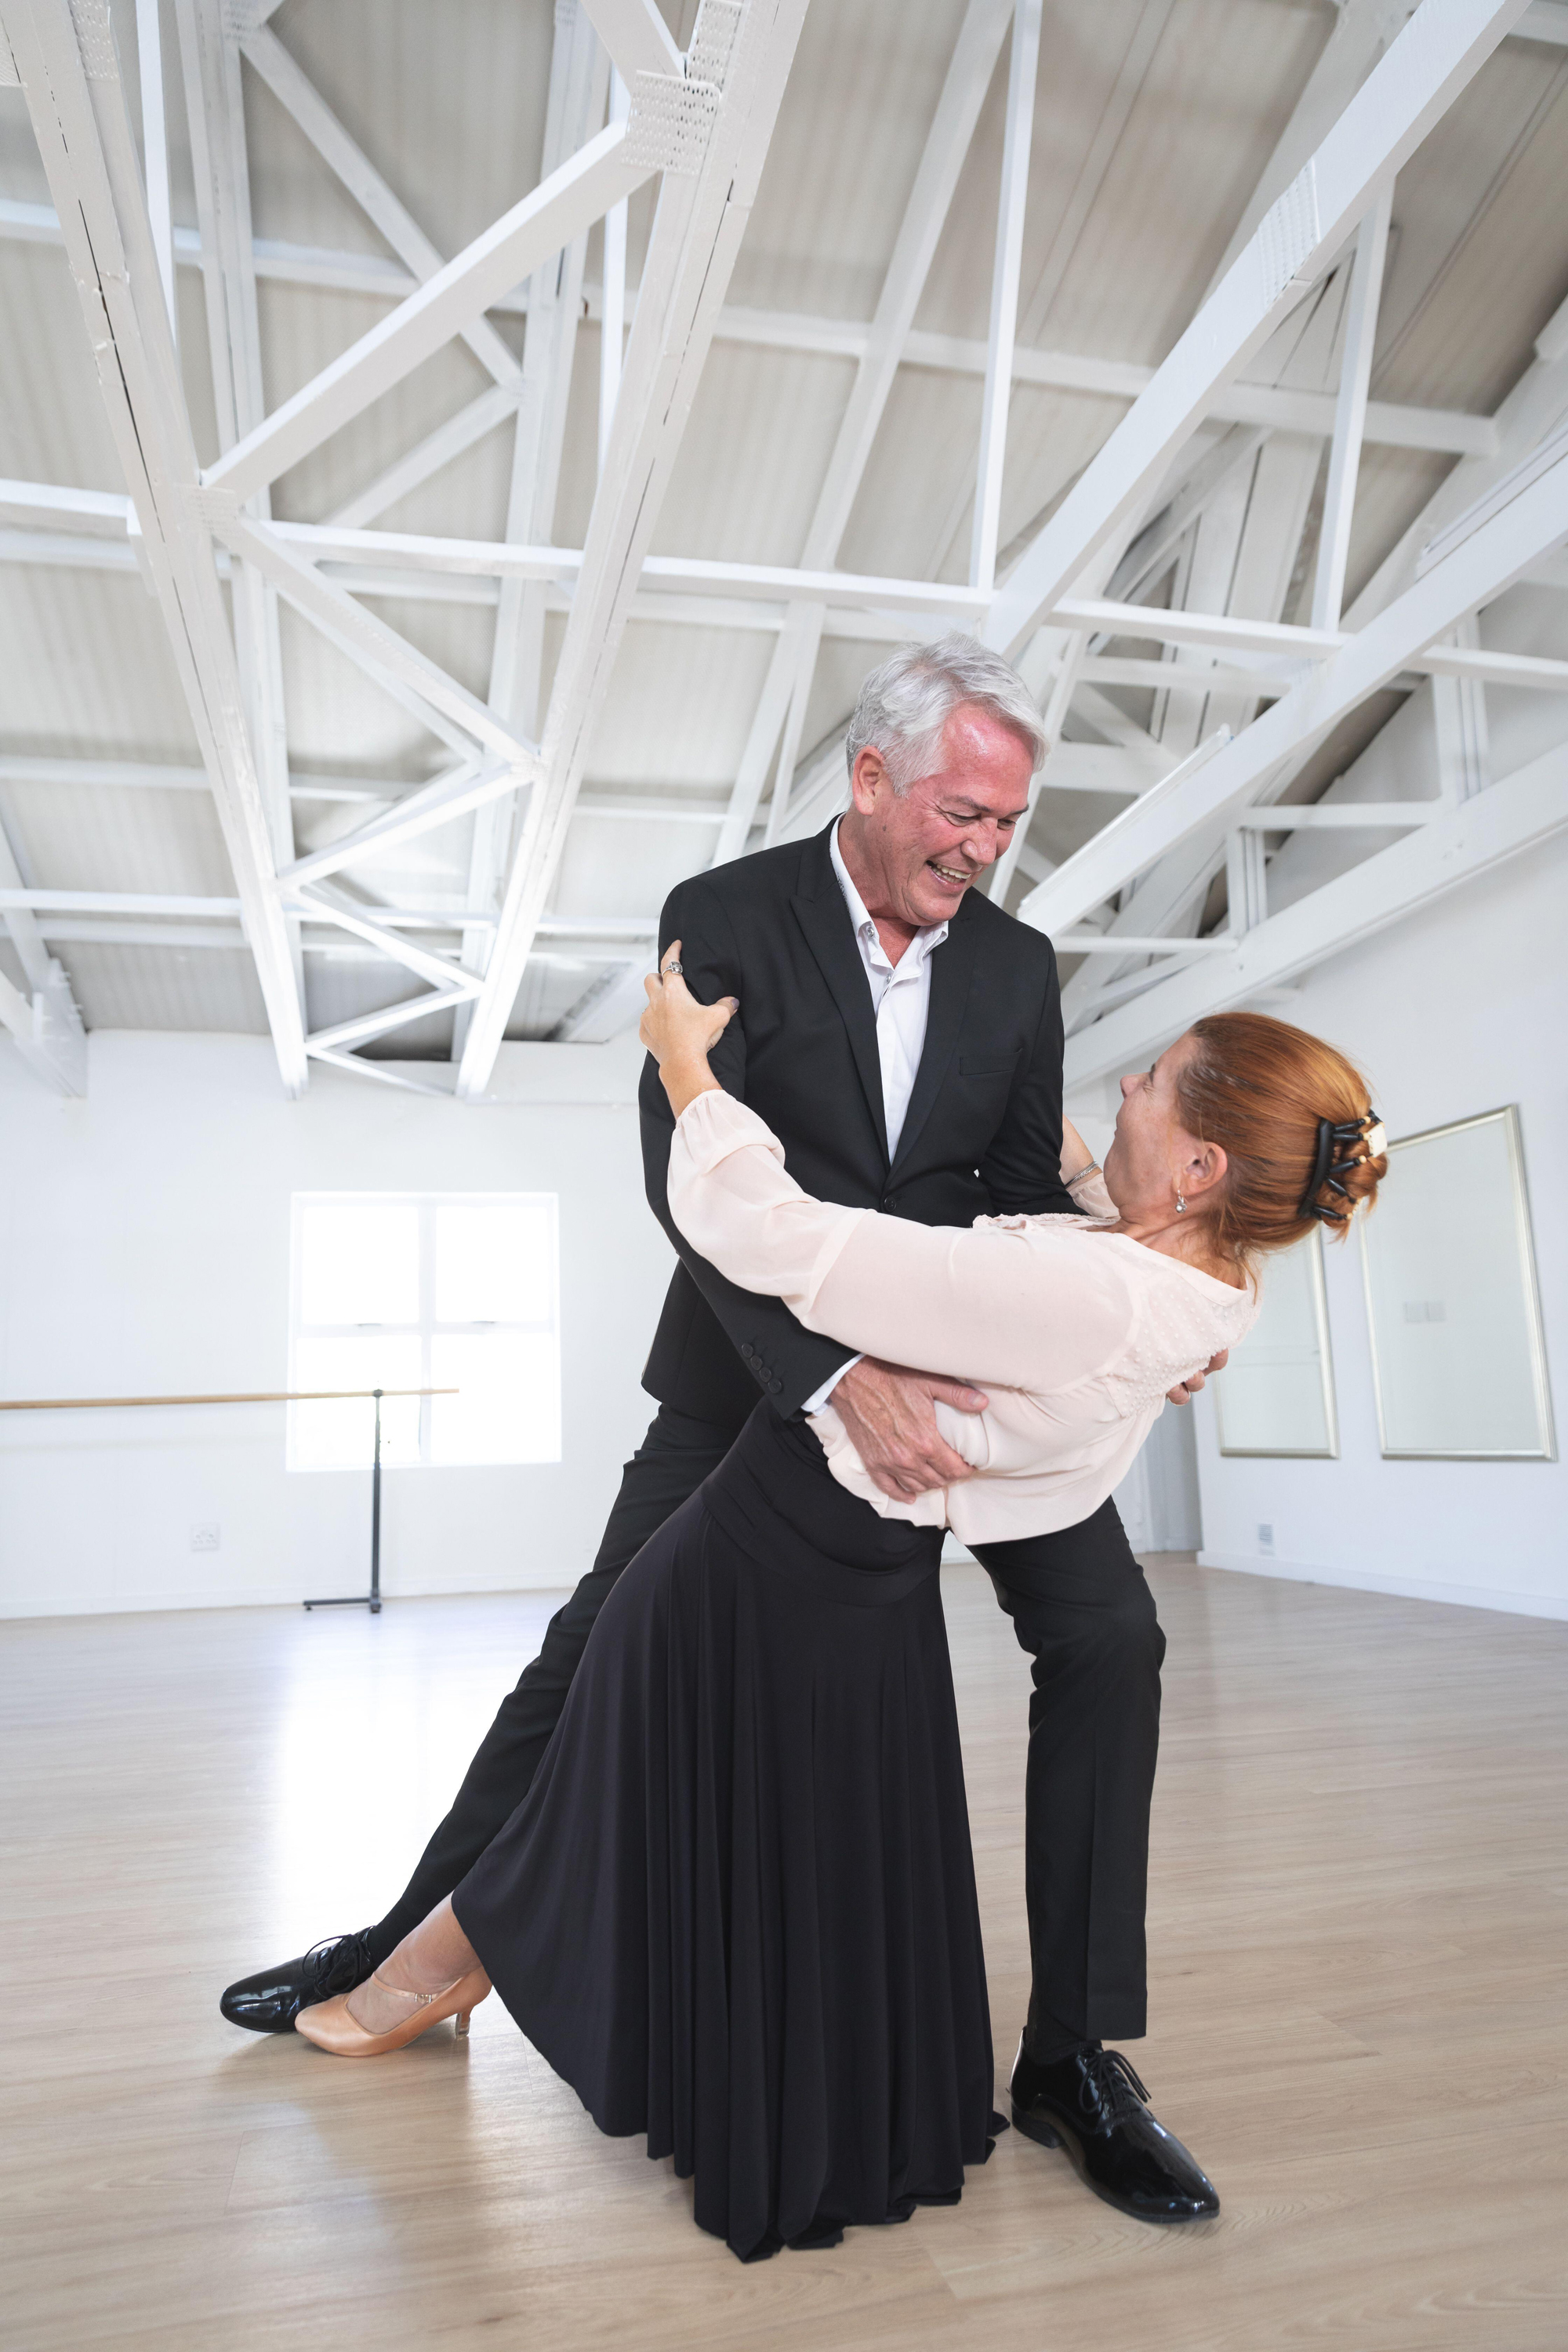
[1215,1225,1339,1459]
[1359,1104,1557,1463]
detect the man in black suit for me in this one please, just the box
[223,635,1221,2224]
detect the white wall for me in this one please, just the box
[1188,761,1568,1620]
[0,1033,675,1617]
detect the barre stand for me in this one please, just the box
[0,1382,455,1614]
[306,1387,390,1615]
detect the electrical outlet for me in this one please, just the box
[1257,1523,1275,1556]
[191,1523,220,1553]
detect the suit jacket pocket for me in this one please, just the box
[959,1049,1021,1078]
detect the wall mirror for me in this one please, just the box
[1214,1228,1338,1457]
[1361,1105,1555,1461]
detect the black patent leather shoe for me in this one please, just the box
[220,1930,376,2034]
[1010,2037,1220,2224]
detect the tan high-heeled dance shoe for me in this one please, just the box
[295,1965,492,2056]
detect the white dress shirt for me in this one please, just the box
[800,821,950,1414]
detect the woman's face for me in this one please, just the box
[1102,1033,1222,1222]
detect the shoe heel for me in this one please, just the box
[456,2008,473,2038]
[1011,2105,1061,2150]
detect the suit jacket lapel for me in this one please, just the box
[790,828,889,1165]
[889,896,982,1181]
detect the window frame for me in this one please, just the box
[286,1189,561,1472]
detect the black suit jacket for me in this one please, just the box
[639,822,1077,1427]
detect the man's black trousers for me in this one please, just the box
[368,1403,1166,2048]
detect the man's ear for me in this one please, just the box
[849,746,888,813]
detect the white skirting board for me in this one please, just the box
[1197,1550,1568,1623]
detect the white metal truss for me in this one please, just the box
[2,0,310,1092]
[456,1,609,1061]
[710,0,1016,866]
[1021,434,1568,937]
[1062,740,1568,1091]
[175,0,305,1019]
[454,0,814,1098]
[3,0,1563,1096]
[982,0,1534,661]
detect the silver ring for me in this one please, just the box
[662,958,683,976]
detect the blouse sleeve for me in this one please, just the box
[1065,1161,1117,1220]
[667,1089,1135,1392]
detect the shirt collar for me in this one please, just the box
[829,818,949,966]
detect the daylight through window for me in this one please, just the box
[287,1194,561,1472]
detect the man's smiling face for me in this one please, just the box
[840,702,1036,937]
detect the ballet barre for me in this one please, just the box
[0,1385,457,1615]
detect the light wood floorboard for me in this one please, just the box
[3,1560,1565,2350]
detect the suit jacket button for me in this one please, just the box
[768,1378,782,1395]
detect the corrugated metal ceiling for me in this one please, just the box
[2,0,1566,1060]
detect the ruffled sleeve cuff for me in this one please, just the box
[673,1086,786,1171]
[1064,1161,1117,1221]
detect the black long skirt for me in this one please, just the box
[453,1405,1000,2262]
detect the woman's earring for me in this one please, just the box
[1175,1190,1186,1214]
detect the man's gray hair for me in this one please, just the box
[844,631,1047,792]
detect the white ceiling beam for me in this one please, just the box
[458,1,609,1060]
[278,758,510,889]
[1051,596,1568,688]
[0,953,86,1093]
[0,477,130,531]
[6,485,1563,695]
[307,986,473,1058]
[984,0,1533,659]
[261,521,994,615]
[1231,801,1436,829]
[209,508,542,770]
[133,0,175,339]
[0,887,244,915]
[2,0,308,1094]
[282,884,486,996]
[175,0,305,1017]
[201,117,653,503]
[1,887,502,924]
[326,384,520,532]
[459,0,811,1096]
[1062,739,1568,1088]
[759,604,823,848]
[985,633,1083,903]
[1206,0,1417,289]
[0,810,55,990]
[0,195,1502,457]
[1020,430,1568,936]
[550,953,657,1043]
[713,0,1017,866]
[28,920,247,946]
[970,0,1040,593]
[577,793,728,821]
[0,526,967,644]
[0,753,206,789]
[599,69,631,473]
[238,24,523,392]
[1311,185,1392,632]
[578,0,683,83]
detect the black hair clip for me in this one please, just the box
[1299,1112,1386,1222]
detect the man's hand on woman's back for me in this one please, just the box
[828,1357,989,1500]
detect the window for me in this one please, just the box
[287,1194,561,1472]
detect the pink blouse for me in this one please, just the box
[667,1089,1259,1544]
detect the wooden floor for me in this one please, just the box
[5,1560,1567,2352]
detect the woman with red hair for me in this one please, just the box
[298,966,1385,2265]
